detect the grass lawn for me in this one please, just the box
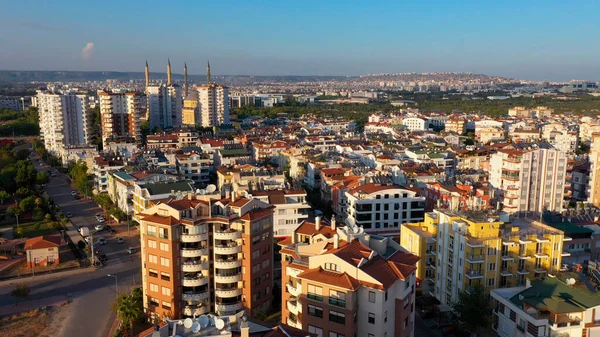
[15,220,57,238]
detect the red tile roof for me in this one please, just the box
[329,239,372,267]
[348,183,401,195]
[294,220,337,238]
[229,197,252,207]
[297,267,361,290]
[239,207,275,221]
[139,214,180,226]
[25,235,60,250]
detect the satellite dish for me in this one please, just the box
[196,189,201,194]
[206,184,217,193]
[199,189,206,195]
[177,320,183,326]
[183,318,193,329]
[215,318,225,330]
[191,322,200,333]
[198,315,209,328]
[567,278,576,286]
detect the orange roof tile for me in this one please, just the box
[294,220,337,238]
[140,213,180,226]
[25,235,60,250]
[297,267,361,290]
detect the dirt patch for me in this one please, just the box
[0,302,71,337]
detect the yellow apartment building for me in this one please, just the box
[400,210,570,306]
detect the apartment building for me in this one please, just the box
[132,180,196,221]
[445,118,466,134]
[196,84,230,127]
[216,165,285,193]
[175,152,212,184]
[98,90,143,148]
[251,140,289,164]
[491,275,600,337]
[147,84,182,129]
[400,210,568,306]
[139,193,274,321]
[37,89,92,155]
[402,117,429,131]
[251,189,310,237]
[0,95,28,111]
[508,106,553,118]
[588,134,600,207]
[280,218,420,337]
[490,142,567,215]
[107,171,179,215]
[92,155,124,193]
[475,127,506,144]
[345,184,426,237]
[181,89,199,126]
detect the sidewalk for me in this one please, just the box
[0,265,94,288]
[0,294,69,317]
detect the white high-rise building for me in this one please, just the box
[196,84,230,127]
[490,142,566,214]
[37,90,92,155]
[147,84,182,129]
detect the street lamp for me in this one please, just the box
[107,274,118,298]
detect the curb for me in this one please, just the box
[0,266,94,287]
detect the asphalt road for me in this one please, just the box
[0,148,142,337]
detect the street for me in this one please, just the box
[0,148,141,337]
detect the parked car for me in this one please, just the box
[50,172,57,177]
[65,212,73,218]
[70,191,77,196]
[84,236,91,243]
[126,247,135,254]
[104,225,112,230]
[94,224,104,231]
[117,237,125,244]
[98,238,106,245]
[95,214,105,223]
[109,229,117,234]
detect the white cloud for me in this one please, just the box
[81,42,94,60]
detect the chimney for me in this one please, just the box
[188,192,193,200]
[333,234,339,249]
[291,233,296,244]
[331,218,336,230]
[315,216,321,231]
[240,317,249,337]
[170,190,175,196]
[231,191,236,203]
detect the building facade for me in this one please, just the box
[37,90,92,155]
[98,90,143,147]
[147,84,183,130]
[196,84,230,127]
[139,194,274,321]
[280,218,420,337]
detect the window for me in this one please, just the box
[489,263,496,271]
[329,290,346,308]
[385,290,388,301]
[308,325,323,337]
[329,310,345,324]
[308,284,323,301]
[148,254,157,264]
[161,272,170,281]
[160,257,170,267]
[404,317,408,328]
[149,269,158,277]
[150,283,158,292]
[308,305,323,318]
[252,250,260,258]
[329,332,345,337]
[159,242,169,251]
[487,278,495,287]
[158,227,168,239]
[149,297,159,306]
[368,334,375,337]
[262,260,270,268]
[148,240,157,249]
[161,287,171,296]
[147,225,157,237]
[368,291,375,303]
[384,310,388,323]
[254,277,261,286]
[368,312,375,324]
[162,301,171,310]
[324,263,340,272]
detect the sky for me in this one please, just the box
[0,0,599,81]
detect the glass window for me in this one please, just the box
[308,284,323,301]
[368,291,375,303]
[329,290,346,307]
[308,305,323,318]
[368,312,375,324]
[329,310,345,324]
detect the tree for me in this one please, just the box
[44,214,53,222]
[94,193,113,210]
[11,284,30,304]
[19,196,35,213]
[453,284,490,335]
[77,240,86,250]
[0,190,9,204]
[36,172,49,185]
[113,291,143,336]
[16,187,30,198]
[7,206,21,219]
[14,148,30,161]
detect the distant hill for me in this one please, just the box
[0,71,352,85]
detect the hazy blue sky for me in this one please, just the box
[0,0,598,81]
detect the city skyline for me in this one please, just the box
[0,1,599,81]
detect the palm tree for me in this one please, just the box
[113,293,143,336]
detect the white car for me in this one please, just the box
[95,214,105,223]
[84,236,91,243]
[98,238,106,245]
[71,191,77,196]
[65,212,73,218]
[117,237,125,244]
[95,224,104,231]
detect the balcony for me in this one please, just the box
[536,236,550,243]
[426,260,436,269]
[561,252,571,257]
[501,254,514,261]
[215,302,243,314]
[181,233,208,243]
[534,268,547,274]
[214,258,242,269]
[287,282,301,297]
[563,236,572,242]
[183,305,209,316]
[466,254,485,263]
[182,276,209,287]
[426,250,436,256]
[287,297,302,315]
[182,291,209,302]
[214,229,242,240]
[181,247,208,258]
[517,268,530,275]
[466,239,486,248]
[214,242,242,255]
[182,260,209,272]
[215,287,242,298]
[519,237,533,244]
[501,267,513,277]
[214,273,242,284]
[535,250,549,258]
[518,251,534,259]
[465,270,484,279]
[287,316,302,330]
